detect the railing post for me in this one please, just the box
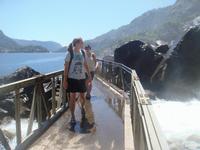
[52,77,56,114]
[37,83,42,128]
[14,89,22,145]
[130,73,134,129]
[41,91,50,119]
[61,74,67,108]
[27,84,37,136]
[120,67,125,90]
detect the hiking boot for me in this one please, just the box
[80,108,86,128]
[86,93,91,100]
[70,116,76,125]
[87,122,95,129]
[81,107,86,117]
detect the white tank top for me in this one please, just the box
[85,53,96,72]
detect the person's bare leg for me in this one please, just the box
[79,92,86,127]
[69,92,76,122]
[79,92,86,108]
[89,81,92,94]
[86,81,92,99]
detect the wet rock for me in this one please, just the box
[113,26,200,100]
[3,129,15,140]
[0,99,15,119]
[0,66,40,85]
[162,25,200,98]
[0,117,12,125]
[114,40,163,88]
[166,26,200,84]
[155,45,169,54]
[0,67,42,121]
[0,66,40,120]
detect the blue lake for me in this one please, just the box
[0,53,67,76]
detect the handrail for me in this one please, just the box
[97,58,132,74]
[0,70,67,150]
[97,59,169,150]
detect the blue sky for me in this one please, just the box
[0,0,176,46]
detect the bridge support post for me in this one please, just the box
[37,83,43,128]
[52,77,56,114]
[27,84,37,136]
[15,89,22,145]
[61,74,67,108]
[120,67,125,90]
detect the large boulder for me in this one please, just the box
[155,44,169,54]
[114,40,164,88]
[0,67,42,121]
[162,26,200,99]
[166,26,200,83]
[113,26,200,100]
[0,66,40,85]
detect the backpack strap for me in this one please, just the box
[91,53,95,59]
[81,49,86,59]
[68,49,74,75]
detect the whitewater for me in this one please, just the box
[152,98,200,150]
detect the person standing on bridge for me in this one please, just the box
[84,45,98,100]
[63,38,92,125]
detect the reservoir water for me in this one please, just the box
[0,53,66,77]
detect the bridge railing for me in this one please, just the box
[0,59,169,150]
[0,70,67,150]
[97,59,169,150]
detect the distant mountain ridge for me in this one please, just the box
[14,39,62,52]
[0,30,20,51]
[86,0,200,57]
[55,46,67,53]
[0,30,49,53]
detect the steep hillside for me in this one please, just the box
[86,0,200,57]
[0,31,49,53]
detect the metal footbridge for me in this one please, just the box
[0,60,169,150]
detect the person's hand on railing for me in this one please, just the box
[63,80,68,90]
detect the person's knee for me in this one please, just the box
[80,93,85,99]
[70,93,76,101]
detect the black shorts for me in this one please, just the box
[86,71,95,80]
[67,78,86,93]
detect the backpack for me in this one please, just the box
[68,49,86,74]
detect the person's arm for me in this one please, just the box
[92,53,98,72]
[63,52,70,89]
[84,61,92,81]
[63,62,69,89]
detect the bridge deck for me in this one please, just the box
[29,80,124,150]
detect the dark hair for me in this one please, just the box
[72,38,83,47]
[67,43,73,52]
[85,45,91,50]
[67,38,83,52]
